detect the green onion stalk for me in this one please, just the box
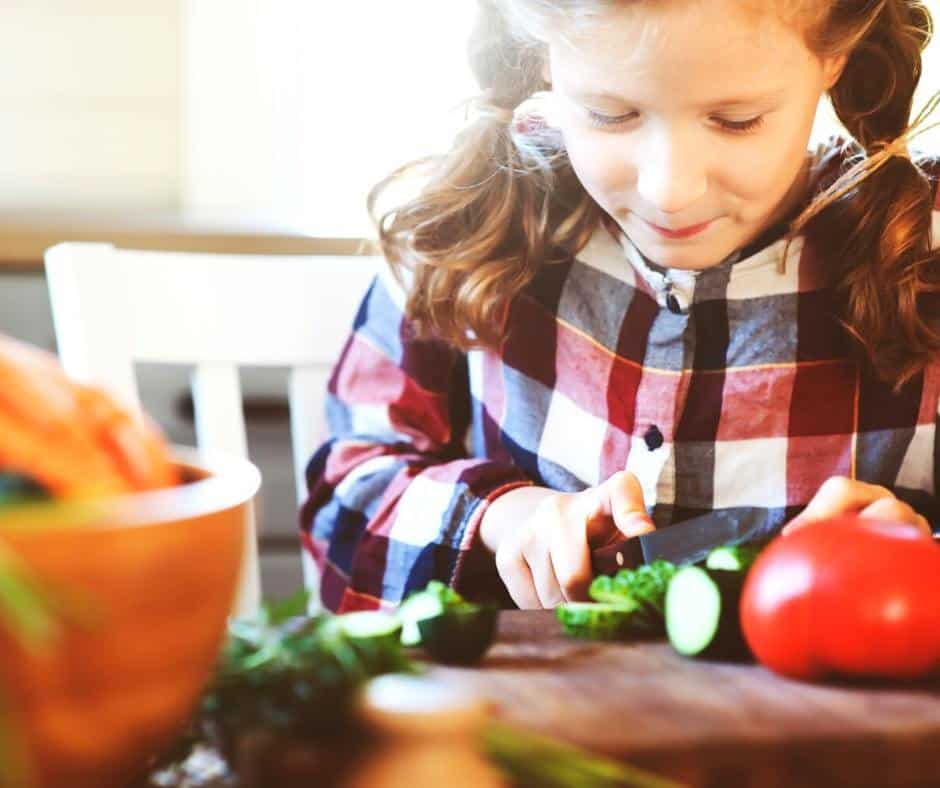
[0,537,62,788]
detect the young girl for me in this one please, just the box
[301,0,940,612]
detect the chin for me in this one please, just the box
[635,243,713,271]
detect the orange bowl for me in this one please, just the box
[0,447,260,788]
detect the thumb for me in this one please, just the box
[605,471,655,538]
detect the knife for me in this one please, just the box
[590,508,778,576]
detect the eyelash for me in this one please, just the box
[586,111,765,134]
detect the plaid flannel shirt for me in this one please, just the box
[301,140,940,612]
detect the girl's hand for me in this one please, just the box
[482,471,654,609]
[783,476,931,537]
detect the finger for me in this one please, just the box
[860,498,932,536]
[606,471,655,538]
[522,536,566,608]
[549,521,592,603]
[784,477,893,533]
[495,537,541,609]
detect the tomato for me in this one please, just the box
[740,516,940,681]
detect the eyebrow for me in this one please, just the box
[572,88,787,109]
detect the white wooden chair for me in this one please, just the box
[44,242,380,616]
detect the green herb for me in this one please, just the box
[0,537,62,788]
[154,586,680,787]
[0,539,59,651]
[485,721,683,788]
[587,560,678,635]
[201,594,412,742]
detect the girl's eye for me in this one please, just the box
[586,110,636,128]
[716,116,765,134]
[585,110,765,135]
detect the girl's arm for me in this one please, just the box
[299,269,532,612]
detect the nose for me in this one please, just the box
[635,130,708,217]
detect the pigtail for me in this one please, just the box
[790,0,940,387]
[366,0,599,350]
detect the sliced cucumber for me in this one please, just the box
[556,601,643,640]
[665,566,749,661]
[397,591,447,647]
[704,543,764,572]
[587,561,677,638]
[334,611,403,649]
[416,606,498,665]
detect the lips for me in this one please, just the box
[645,218,713,239]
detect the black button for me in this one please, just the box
[666,293,683,314]
[644,424,664,451]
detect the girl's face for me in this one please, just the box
[544,0,845,270]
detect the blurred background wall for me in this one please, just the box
[2,1,938,235]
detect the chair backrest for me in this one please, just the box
[44,242,380,615]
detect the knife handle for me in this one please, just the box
[590,537,645,577]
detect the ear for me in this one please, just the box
[821,53,848,91]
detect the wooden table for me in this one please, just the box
[0,210,370,270]
[429,611,940,788]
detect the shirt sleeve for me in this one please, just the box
[299,268,532,612]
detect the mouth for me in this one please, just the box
[644,218,714,240]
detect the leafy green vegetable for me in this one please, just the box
[201,598,412,744]
[0,539,59,651]
[587,560,678,636]
[149,586,681,787]
[0,537,63,788]
[485,721,683,788]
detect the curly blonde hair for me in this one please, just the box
[368,0,940,387]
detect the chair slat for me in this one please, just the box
[45,243,141,411]
[191,364,260,615]
[287,365,330,504]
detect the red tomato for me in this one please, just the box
[740,516,940,681]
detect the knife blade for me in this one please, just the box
[590,508,778,576]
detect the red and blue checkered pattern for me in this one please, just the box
[301,140,940,612]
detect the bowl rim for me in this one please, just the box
[0,445,261,531]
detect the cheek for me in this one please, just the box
[561,131,633,202]
[723,144,804,205]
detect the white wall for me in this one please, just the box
[180,1,480,236]
[0,1,938,227]
[0,0,182,215]
[181,0,309,231]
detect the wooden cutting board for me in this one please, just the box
[429,610,940,788]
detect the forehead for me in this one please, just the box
[546,0,815,103]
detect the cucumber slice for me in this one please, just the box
[334,611,403,649]
[556,601,642,640]
[416,606,498,665]
[665,566,749,661]
[397,591,446,647]
[705,543,764,572]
